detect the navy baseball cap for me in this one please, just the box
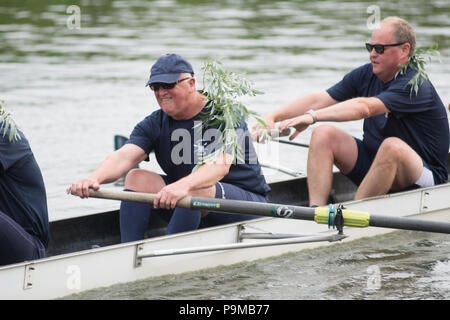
[145,54,194,86]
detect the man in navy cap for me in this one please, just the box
[68,54,270,242]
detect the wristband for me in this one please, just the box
[305,109,317,124]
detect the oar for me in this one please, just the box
[87,189,450,235]
[273,139,309,148]
[259,162,304,177]
[251,128,310,148]
[254,128,291,143]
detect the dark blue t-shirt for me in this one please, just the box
[0,130,49,247]
[127,105,271,196]
[327,63,449,184]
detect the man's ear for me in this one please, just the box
[188,77,196,93]
[402,42,411,59]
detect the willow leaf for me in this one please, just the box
[0,100,21,142]
[197,59,263,167]
[397,44,440,97]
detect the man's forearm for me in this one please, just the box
[177,154,232,192]
[89,146,146,185]
[315,97,388,122]
[267,92,337,123]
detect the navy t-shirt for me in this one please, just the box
[327,63,449,184]
[0,130,49,247]
[127,104,271,196]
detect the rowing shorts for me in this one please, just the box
[198,181,266,228]
[0,210,46,266]
[119,176,267,241]
[345,138,436,189]
[345,138,377,186]
[160,175,266,229]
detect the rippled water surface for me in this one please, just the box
[1,0,449,299]
[69,231,450,300]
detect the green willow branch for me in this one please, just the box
[194,59,264,170]
[397,44,441,97]
[0,100,21,142]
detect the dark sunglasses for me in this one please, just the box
[149,77,191,91]
[365,42,405,54]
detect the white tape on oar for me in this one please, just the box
[252,128,291,143]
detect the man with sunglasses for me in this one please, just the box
[68,53,269,242]
[257,16,448,206]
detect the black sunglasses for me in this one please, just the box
[365,42,405,54]
[149,77,191,91]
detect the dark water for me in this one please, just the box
[1,0,449,299]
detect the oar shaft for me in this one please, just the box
[190,196,316,221]
[273,139,309,148]
[88,189,315,220]
[87,189,450,234]
[369,215,450,234]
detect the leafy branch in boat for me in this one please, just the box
[194,59,264,169]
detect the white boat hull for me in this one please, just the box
[1,182,449,299]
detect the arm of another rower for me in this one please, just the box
[314,97,389,122]
[265,91,338,124]
[279,96,388,140]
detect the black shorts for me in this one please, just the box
[157,175,266,226]
[345,137,434,190]
[345,138,377,186]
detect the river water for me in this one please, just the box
[1,0,449,300]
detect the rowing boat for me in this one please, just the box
[1,152,449,299]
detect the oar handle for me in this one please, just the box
[269,128,291,138]
[88,189,193,209]
[252,128,291,143]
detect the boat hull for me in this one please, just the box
[1,181,449,299]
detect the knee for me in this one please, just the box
[124,169,142,190]
[377,137,408,161]
[124,169,164,192]
[310,124,338,147]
